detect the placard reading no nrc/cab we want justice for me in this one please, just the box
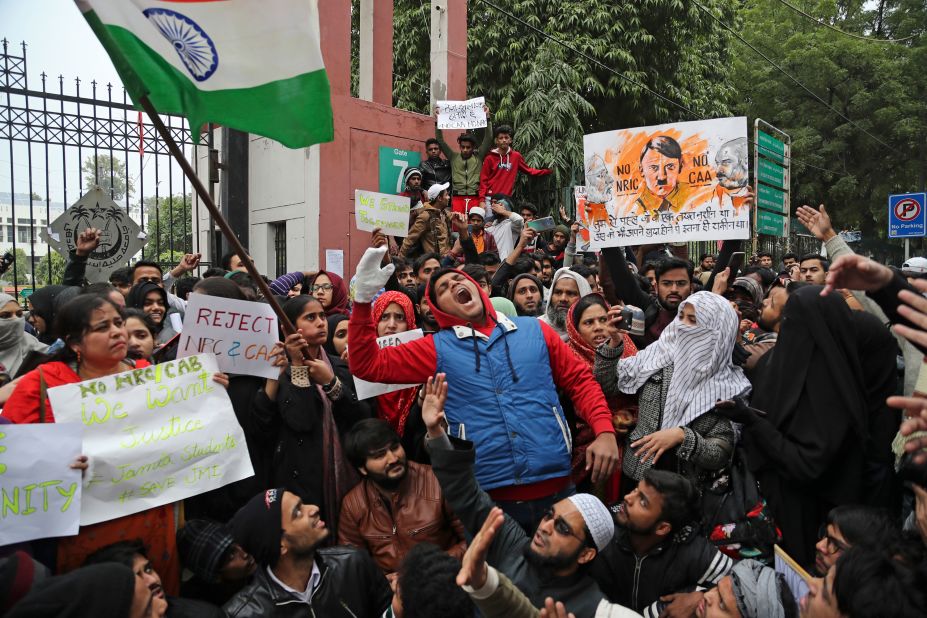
[355,190,411,236]
[49,354,253,526]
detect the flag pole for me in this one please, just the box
[138,95,297,336]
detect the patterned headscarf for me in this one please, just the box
[729,560,786,618]
[616,291,751,430]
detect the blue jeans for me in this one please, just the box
[495,483,576,536]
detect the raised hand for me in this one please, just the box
[712,267,732,295]
[172,252,202,277]
[75,228,102,257]
[456,506,504,589]
[796,204,836,241]
[305,358,335,386]
[539,598,575,618]
[821,254,893,296]
[284,331,310,366]
[354,246,396,303]
[422,373,448,438]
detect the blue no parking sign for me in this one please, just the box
[888,193,926,238]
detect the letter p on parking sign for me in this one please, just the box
[889,193,927,238]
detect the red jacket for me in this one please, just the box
[348,270,613,499]
[478,148,551,199]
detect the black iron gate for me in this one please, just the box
[0,39,198,295]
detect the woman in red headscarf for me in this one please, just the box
[307,271,349,316]
[370,291,420,435]
[565,293,638,502]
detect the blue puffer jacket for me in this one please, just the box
[433,314,572,490]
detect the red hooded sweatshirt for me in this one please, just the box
[348,269,613,500]
[478,148,551,199]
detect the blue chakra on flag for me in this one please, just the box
[143,8,219,82]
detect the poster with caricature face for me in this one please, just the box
[579,117,750,249]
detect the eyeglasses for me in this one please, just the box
[311,284,334,292]
[136,276,161,285]
[818,525,849,555]
[542,507,584,543]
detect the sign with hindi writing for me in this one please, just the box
[581,117,750,248]
[177,295,279,379]
[48,355,254,526]
[436,97,487,130]
[354,329,424,400]
[0,424,83,545]
[355,190,412,236]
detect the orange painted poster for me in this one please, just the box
[580,117,750,248]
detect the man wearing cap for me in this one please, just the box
[223,488,391,617]
[421,374,612,618]
[901,256,927,285]
[177,519,257,606]
[467,205,497,255]
[400,183,453,259]
[484,194,526,261]
[398,166,427,209]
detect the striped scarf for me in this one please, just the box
[616,291,751,430]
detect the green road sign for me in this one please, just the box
[757,183,788,214]
[18,288,33,299]
[379,146,422,194]
[756,209,787,237]
[757,130,785,164]
[757,158,787,190]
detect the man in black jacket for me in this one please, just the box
[421,375,614,618]
[590,470,733,618]
[224,488,391,617]
[421,138,452,189]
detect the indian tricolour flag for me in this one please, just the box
[77,0,333,148]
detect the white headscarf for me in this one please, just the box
[0,293,47,376]
[616,291,751,429]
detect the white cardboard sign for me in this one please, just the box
[49,354,254,525]
[177,295,280,379]
[354,329,424,400]
[437,97,487,130]
[355,190,412,236]
[0,424,83,545]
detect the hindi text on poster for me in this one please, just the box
[581,117,750,248]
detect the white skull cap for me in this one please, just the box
[566,493,614,551]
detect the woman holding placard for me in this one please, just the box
[1,294,230,591]
[253,295,371,539]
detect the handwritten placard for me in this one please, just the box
[355,190,412,235]
[0,424,83,545]
[49,354,254,525]
[354,329,424,400]
[581,117,750,248]
[177,295,279,379]
[437,97,487,130]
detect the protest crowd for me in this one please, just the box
[2,112,927,618]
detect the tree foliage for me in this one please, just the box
[82,154,135,202]
[732,0,926,240]
[143,194,192,266]
[35,251,66,286]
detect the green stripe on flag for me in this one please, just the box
[85,11,333,148]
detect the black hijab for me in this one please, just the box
[125,281,168,331]
[28,285,70,345]
[324,314,349,357]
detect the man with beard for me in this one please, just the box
[541,267,592,340]
[508,273,545,317]
[601,250,693,347]
[349,246,619,532]
[590,470,733,618]
[392,256,418,295]
[415,283,440,333]
[711,137,751,214]
[224,488,391,617]
[421,374,615,618]
[742,281,806,373]
[338,419,466,576]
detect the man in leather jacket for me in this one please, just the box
[224,488,391,617]
[339,419,467,575]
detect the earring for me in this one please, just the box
[76,350,82,365]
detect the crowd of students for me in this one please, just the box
[0,125,926,618]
